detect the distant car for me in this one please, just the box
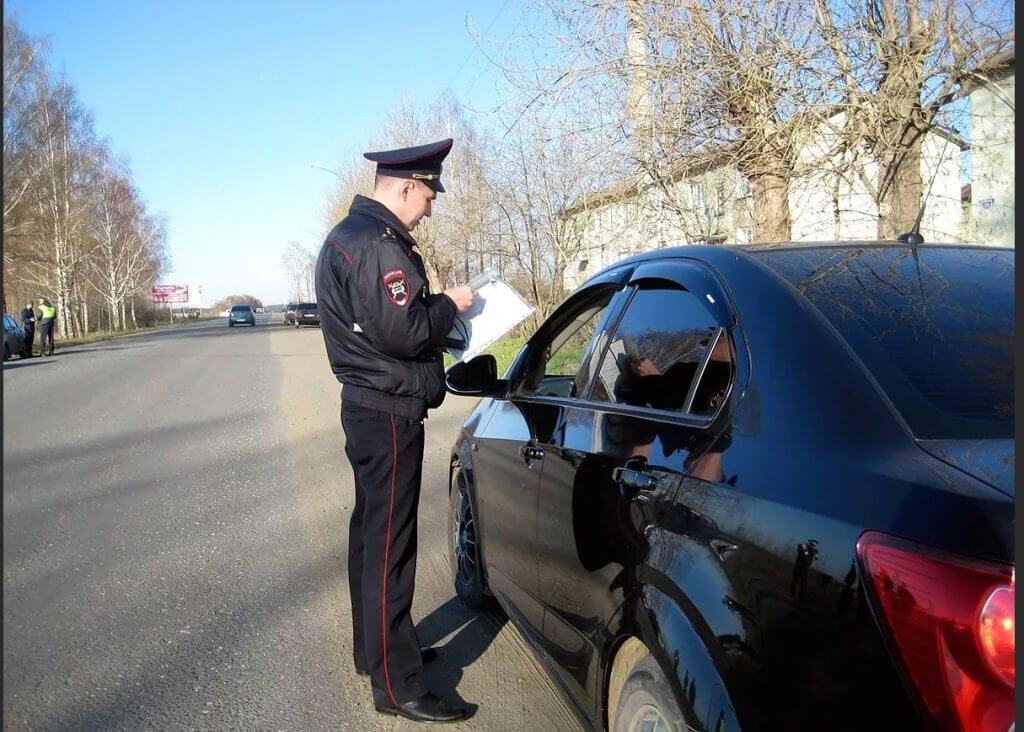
[228,304,256,327]
[2,313,27,361]
[293,302,319,328]
[283,302,298,325]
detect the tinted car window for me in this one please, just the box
[231,305,252,312]
[297,303,317,310]
[590,284,720,414]
[754,246,1013,439]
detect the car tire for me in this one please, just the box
[229,322,234,327]
[613,655,687,732]
[448,471,492,608]
[2,343,9,362]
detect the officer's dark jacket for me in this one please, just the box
[315,195,457,419]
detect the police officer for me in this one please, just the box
[315,138,476,723]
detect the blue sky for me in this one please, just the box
[8,0,518,305]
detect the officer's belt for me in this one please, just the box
[341,383,427,420]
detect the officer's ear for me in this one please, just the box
[400,180,416,201]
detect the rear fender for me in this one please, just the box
[614,576,740,732]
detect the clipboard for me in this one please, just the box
[444,274,534,363]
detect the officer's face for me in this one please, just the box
[403,181,436,230]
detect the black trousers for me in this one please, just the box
[23,326,34,355]
[342,400,427,707]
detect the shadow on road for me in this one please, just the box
[416,596,506,715]
[2,357,56,371]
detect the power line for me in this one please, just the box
[444,0,512,92]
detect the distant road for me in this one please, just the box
[2,313,579,730]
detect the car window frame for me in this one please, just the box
[580,284,734,422]
[512,256,744,429]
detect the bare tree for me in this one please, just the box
[3,15,170,332]
[281,241,315,301]
[814,0,1013,237]
[486,119,601,320]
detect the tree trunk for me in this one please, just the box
[877,122,924,239]
[130,299,136,328]
[625,0,654,171]
[749,167,792,244]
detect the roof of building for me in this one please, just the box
[562,104,968,218]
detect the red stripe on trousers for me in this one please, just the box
[381,415,399,705]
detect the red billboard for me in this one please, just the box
[151,284,189,303]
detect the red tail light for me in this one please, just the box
[857,531,1014,732]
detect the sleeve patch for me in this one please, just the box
[382,269,410,306]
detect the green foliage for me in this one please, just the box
[443,334,527,374]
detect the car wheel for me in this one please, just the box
[229,322,234,327]
[2,343,9,362]
[448,471,492,608]
[613,655,687,732]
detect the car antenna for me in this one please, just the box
[897,130,956,246]
[896,131,955,295]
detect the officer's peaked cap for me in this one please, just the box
[364,138,453,193]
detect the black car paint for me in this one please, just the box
[293,304,320,327]
[448,244,1013,731]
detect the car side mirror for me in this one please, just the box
[446,354,509,398]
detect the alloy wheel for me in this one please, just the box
[452,489,479,589]
[627,704,670,732]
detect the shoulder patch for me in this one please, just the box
[382,269,410,306]
[382,225,398,241]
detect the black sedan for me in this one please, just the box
[293,302,319,328]
[445,243,1014,731]
[3,313,27,360]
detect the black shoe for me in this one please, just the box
[356,647,438,677]
[374,692,468,723]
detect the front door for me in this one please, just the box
[478,283,621,651]
[472,398,546,639]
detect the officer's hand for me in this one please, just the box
[444,285,477,314]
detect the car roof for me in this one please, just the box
[578,241,1010,289]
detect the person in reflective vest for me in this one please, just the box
[35,298,56,357]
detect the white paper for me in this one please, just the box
[446,274,534,363]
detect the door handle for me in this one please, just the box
[613,467,659,499]
[519,444,545,462]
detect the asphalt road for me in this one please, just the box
[3,314,580,731]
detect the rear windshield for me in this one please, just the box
[231,305,252,312]
[296,303,317,309]
[755,246,1013,440]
